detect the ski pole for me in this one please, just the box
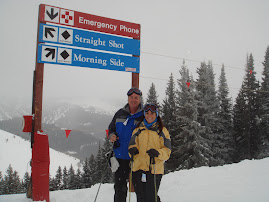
[94,163,108,202]
[129,154,134,202]
[151,157,157,202]
[94,142,114,202]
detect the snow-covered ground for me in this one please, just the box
[0,129,81,179]
[1,129,269,202]
[1,158,269,202]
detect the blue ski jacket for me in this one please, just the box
[108,104,143,160]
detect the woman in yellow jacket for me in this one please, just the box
[128,104,171,202]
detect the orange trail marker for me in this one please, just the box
[186,82,191,88]
[65,130,72,138]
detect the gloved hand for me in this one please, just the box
[128,147,139,156]
[147,149,159,158]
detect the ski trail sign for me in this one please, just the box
[37,44,140,73]
[38,23,140,56]
[37,4,140,73]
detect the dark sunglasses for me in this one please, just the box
[144,104,158,113]
[127,88,142,96]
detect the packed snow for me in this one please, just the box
[0,129,269,202]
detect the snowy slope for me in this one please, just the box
[1,156,269,201]
[0,129,81,179]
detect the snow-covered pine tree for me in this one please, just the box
[88,154,97,186]
[49,176,56,191]
[195,61,221,166]
[146,83,160,106]
[258,46,269,158]
[75,168,83,189]
[217,65,235,164]
[173,61,209,170]
[233,54,260,161]
[22,171,30,193]
[68,165,76,190]
[162,73,177,171]
[94,143,104,184]
[13,171,23,193]
[101,136,113,183]
[82,157,92,188]
[55,166,62,190]
[62,166,68,190]
[3,165,22,194]
[0,171,3,195]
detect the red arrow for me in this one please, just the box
[250,70,253,75]
[65,130,72,138]
[186,82,190,88]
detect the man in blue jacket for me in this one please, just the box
[108,88,143,202]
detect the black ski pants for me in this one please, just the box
[132,170,162,202]
[114,158,130,202]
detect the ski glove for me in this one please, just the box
[147,149,159,158]
[128,147,139,156]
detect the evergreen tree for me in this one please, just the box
[13,171,22,194]
[62,166,68,190]
[22,172,30,193]
[89,154,98,185]
[82,157,92,188]
[258,46,269,158]
[162,73,177,171]
[233,54,260,161]
[68,165,76,190]
[172,61,209,170]
[94,143,104,184]
[195,61,221,166]
[101,136,113,183]
[217,65,236,163]
[3,165,22,194]
[55,166,62,190]
[75,168,83,189]
[49,176,56,191]
[0,171,3,195]
[162,73,177,139]
[146,83,160,106]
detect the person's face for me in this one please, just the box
[128,93,141,110]
[145,110,157,124]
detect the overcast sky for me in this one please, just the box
[0,0,268,111]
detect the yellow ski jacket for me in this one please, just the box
[128,122,171,174]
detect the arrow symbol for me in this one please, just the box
[46,8,58,20]
[45,48,56,59]
[45,27,56,38]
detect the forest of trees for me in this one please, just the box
[1,46,269,195]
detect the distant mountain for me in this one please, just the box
[0,102,31,121]
[0,102,114,160]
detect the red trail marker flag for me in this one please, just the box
[65,130,72,138]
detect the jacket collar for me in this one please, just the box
[140,121,159,132]
[123,103,143,115]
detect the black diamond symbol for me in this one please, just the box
[60,50,69,60]
[62,30,71,40]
